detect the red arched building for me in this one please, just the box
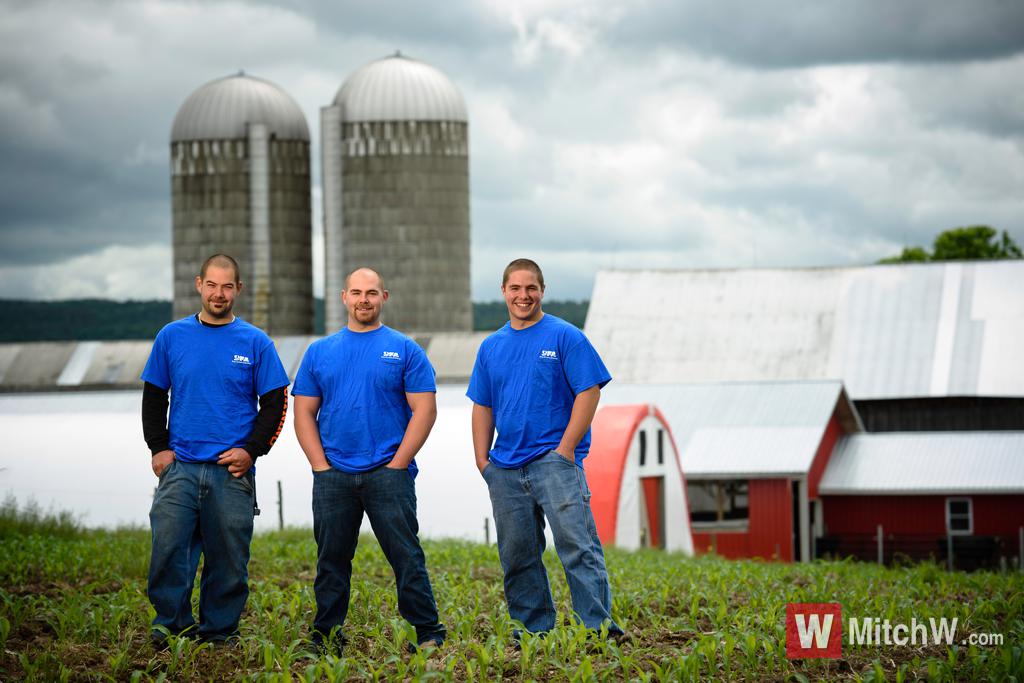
[587,404,694,553]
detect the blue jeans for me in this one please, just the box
[148,460,256,640]
[311,465,445,645]
[483,450,622,635]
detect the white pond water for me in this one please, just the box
[0,386,497,541]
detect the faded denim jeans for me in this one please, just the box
[483,450,622,635]
[311,464,446,646]
[148,459,256,641]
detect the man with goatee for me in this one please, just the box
[142,253,289,646]
[293,267,446,656]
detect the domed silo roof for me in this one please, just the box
[333,53,467,122]
[171,72,310,142]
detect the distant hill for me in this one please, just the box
[0,299,172,342]
[472,300,589,331]
[0,298,589,342]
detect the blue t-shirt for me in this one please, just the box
[467,313,612,468]
[292,325,436,475]
[141,316,289,463]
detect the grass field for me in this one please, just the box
[2,499,1022,681]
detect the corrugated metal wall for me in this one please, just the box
[973,496,1024,536]
[691,530,750,558]
[820,494,1024,568]
[334,120,471,333]
[854,397,1024,430]
[266,139,314,333]
[824,495,947,535]
[748,479,793,561]
[691,477,794,561]
[170,135,313,335]
[824,495,1024,538]
[807,414,842,499]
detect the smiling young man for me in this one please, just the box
[467,258,624,639]
[292,267,446,656]
[141,253,289,646]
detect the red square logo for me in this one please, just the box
[786,603,842,659]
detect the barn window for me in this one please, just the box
[945,498,972,535]
[687,480,749,526]
[638,431,647,466]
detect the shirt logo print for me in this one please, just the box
[540,350,558,360]
[232,354,252,365]
[381,351,401,360]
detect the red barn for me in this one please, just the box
[587,404,694,553]
[818,432,1024,570]
[600,381,862,562]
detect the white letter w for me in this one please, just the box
[795,613,834,649]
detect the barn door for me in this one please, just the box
[639,476,665,549]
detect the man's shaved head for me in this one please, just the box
[342,267,389,331]
[344,267,384,291]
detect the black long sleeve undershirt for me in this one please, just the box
[142,382,288,459]
[142,381,171,454]
[244,386,288,458]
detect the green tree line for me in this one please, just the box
[0,299,590,343]
[879,225,1022,263]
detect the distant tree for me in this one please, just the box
[0,298,591,342]
[932,225,1023,260]
[878,225,1022,263]
[0,299,172,342]
[472,300,589,331]
[878,246,929,264]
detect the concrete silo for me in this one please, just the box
[321,53,471,333]
[170,72,313,334]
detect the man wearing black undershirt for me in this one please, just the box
[141,253,289,646]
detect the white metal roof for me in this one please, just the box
[333,54,467,122]
[420,332,490,381]
[171,73,310,142]
[0,333,486,391]
[603,381,847,478]
[585,261,1024,400]
[819,432,1024,494]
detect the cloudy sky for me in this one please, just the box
[1,0,1022,302]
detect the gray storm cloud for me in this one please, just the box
[0,0,1021,301]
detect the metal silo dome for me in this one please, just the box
[333,53,467,122]
[169,72,314,335]
[171,72,310,142]
[321,52,471,334]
